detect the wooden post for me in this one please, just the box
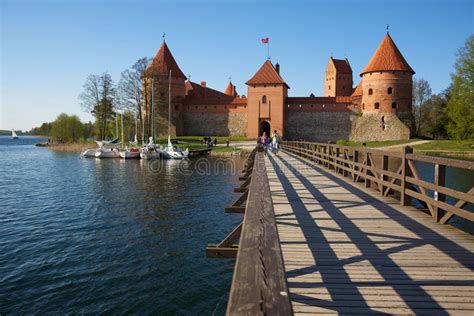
[381,154,388,195]
[434,163,446,222]
[352,149,358,182]
[336,147,340,173]
[365,151,371,188]
[400,146,413,206]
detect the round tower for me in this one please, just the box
[360,34,415,114]
[143,42,186,137]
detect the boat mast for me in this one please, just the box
[168,70,171,137]
[115,112,118,140]
[121,112,124,146]
[151,78,155,142]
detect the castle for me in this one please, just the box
[141,33,415,141]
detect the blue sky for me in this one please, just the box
[1,0,472,130]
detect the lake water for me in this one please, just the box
[1,137,472,314]
[0,136,243,314]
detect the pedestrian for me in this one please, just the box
[271,130,281,154]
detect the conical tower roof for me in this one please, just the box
[224,81,237,96]
[361,34,414,76]
[145,42,186,79]
[246,60,289,88]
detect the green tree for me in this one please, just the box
[447,35,474,140]
[50,113,84,143]
[79,73,116,140]
[117,57,150,142]
[412,78,432,136]
[421,90,450,139]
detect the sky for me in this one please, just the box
[1,0,473,131]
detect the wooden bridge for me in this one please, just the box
[207,142,474,315]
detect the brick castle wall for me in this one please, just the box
[182,112,247,136]
[284,111,410,142]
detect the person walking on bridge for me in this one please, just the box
[271,130,281,155]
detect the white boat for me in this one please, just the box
[81,140,118,158]
[95,147,120,158]
[81,148,98,158]
[120,147,141,159]
[161,70,188,160]
[163,136,189,159]
[140,137,162,160]
[11,129,18,139]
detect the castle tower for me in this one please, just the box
[143,42,186,137]
[360,34,415,114]
[224,80,238,97]
[245,60,289,139]
[324,57,353,97]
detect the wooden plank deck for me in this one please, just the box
[265,150,474,315]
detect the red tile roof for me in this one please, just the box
[145,42,186,79]
[224,82,237,96]
[246,60,289,88]
[361,34,415,75]
[351,82,362,96]
[185,81,238,105]
[331,58,352,74]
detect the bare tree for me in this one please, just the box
[79,72,116,140]
[412,78,432,136]
[117,57,150,142]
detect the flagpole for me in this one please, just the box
[267,41,270,60]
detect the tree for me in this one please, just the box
[117,57,150,142]
[79,73,116,140]
[421,90,450,139]
[446,35,474,140]
[50,113,84,143]
[412,78,432,136]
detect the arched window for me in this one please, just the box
[374,102,380,109]
[262,95,267,104]
[362,103,365,110]
[328,85,331,90]
[392,102,397,109]
[368,88,373,95]
[388,87,393,94]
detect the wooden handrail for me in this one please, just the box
[281,141,474,224]
[226,146,292,315]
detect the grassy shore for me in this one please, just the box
[411,140,474,152]
[336,138,424,148]
[40,136,250,155]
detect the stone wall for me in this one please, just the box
[284,110,412,142]
[182,112,247,136]
[285,111,354,142]
[349,112,411,141]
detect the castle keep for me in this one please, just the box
[142,33,415,141]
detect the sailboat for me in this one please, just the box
[120,115,141,159]
[11,129,18,139]
[162,70,188,160]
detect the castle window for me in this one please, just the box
[262,95,267,104]
[368,88,373,95]
[392,102,397,109]
[374,102,380,109]
[175,105,178,110]
[362,103,365,110]
[329,85,331,90]
[388,87,393,94]
[342,86,345,90]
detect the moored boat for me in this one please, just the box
[95,147,120,158]
[120,147,141,159]
[11,129,18,140]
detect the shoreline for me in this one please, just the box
[37,142,252,157]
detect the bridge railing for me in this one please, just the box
[281,141,474,224]
[226,145,292,315]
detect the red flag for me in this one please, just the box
[261,37,269,44]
